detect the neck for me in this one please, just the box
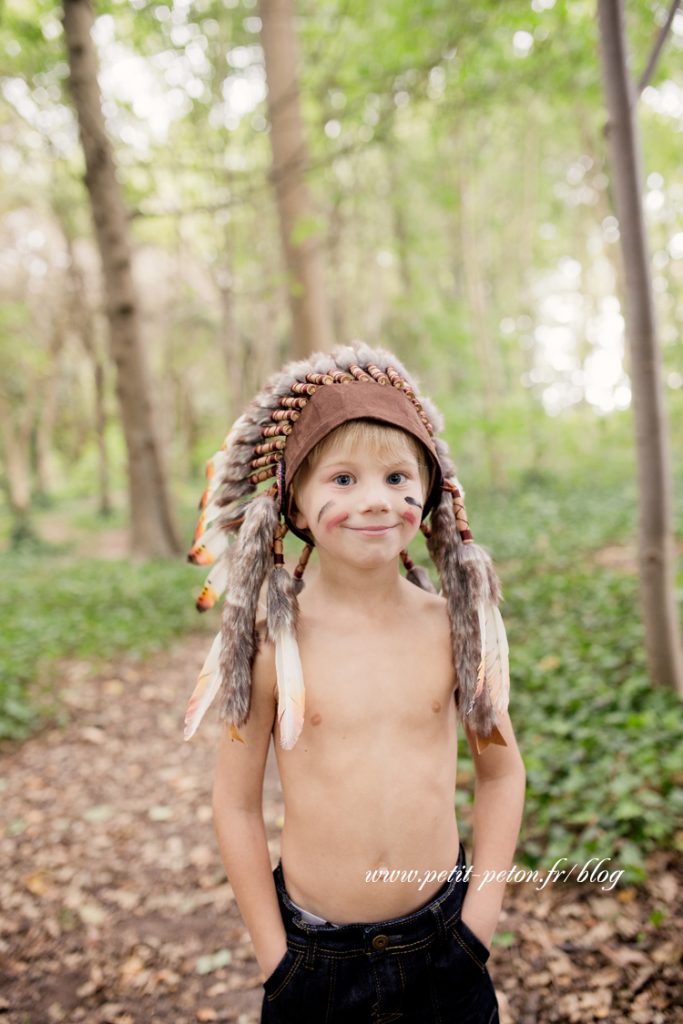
[308,551,406,617]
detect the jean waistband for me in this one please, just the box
[273,841,469,955]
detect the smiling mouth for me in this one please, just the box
[349,525,397,532]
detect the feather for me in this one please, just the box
[474,600,487,706]
[198,449,229,510]
[267,563,305,749]
[183,631,222,740]
[484,602,510,715]
[196,557,230,611]
[273,624,305,749]
[469,601,510,753]
[188,521,230,566]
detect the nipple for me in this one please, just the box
[311,712,322,726]
[431,700,441,713]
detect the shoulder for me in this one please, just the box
[403,579,449,624]
[405,584,454,663]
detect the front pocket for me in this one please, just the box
[451,917,491,970]
[263,948,303,1001]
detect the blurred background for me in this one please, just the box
[1,1,682,1021]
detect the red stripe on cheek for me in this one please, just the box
[401,509,418,526]
[326,511,350,530]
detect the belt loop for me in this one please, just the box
[304,931,318,970]
[430,898,448,943]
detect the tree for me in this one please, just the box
[259,0,335,356]
[597,0,683,696]
[62,0,182,557]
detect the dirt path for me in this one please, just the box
[1,635,681,1023]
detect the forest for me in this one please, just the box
[1,1,682,1021]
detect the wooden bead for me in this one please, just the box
[366,363,390,385]
[271,409,300,422]
[249,468,276,484]
[280,396,308,409]
[385,366,405,389]
[291,381,318,395]
[262,423,292,438]
[251,452,282,470]
[254,439,287,455]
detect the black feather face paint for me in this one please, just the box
[405,496,423,509]
[317,501,334,523]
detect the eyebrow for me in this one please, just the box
[320,459,416,471]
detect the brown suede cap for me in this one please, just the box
[283,381,444,540]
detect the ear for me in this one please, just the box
[289,496,309,531]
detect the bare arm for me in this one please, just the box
[211,624,287,979]
[460,711,526,951]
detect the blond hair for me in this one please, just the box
[289,419,431,515]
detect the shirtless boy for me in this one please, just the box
[185,346,526,1023]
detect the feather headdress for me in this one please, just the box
[183,343,510,753]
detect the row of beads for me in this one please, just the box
[249,365,436,485]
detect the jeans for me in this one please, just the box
[260,842,500,1023]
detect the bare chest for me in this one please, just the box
[294,611,457,738]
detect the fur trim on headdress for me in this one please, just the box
[426,485,509,752]
[219,493,280,727]
[267,564,305,749]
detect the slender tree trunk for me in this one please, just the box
[212,218,245,420]
[384,136,413,295]
[457,157,506,486]
[0,389,35,542]
[598,0,683,695]
[34,319,66,499]
[259,0,335,357]
[62,0,181,556]
[67,243,113,518]
[328,194,350,346]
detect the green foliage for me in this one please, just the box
[455,468,683,883]
[0,548,207,742]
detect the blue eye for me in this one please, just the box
[387,472,407,485]
[333,474,353,486]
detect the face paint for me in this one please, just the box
[325,510,350,531]
[317,500,334,523]
[402,495,422,527]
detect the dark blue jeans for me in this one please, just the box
[261,842,500,1023]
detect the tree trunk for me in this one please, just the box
[597,0,683,695]
[34,318,66,500]
[259,0,335,357]
[62,0,181,557]
[0,388,35,542]
[64,236,113,517]
[212,221,245,420]
[457,155,506,486]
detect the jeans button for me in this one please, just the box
[372,934,389,950]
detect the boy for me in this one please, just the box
[184,345,526,1023]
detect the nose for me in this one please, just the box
[357,481,391,513]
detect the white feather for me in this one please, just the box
[183,631,222,740]
[274,625,305,750]
[484,603,510,714]
[202,557,230,602]
[474,599,487,707]
[189,521,231,565]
